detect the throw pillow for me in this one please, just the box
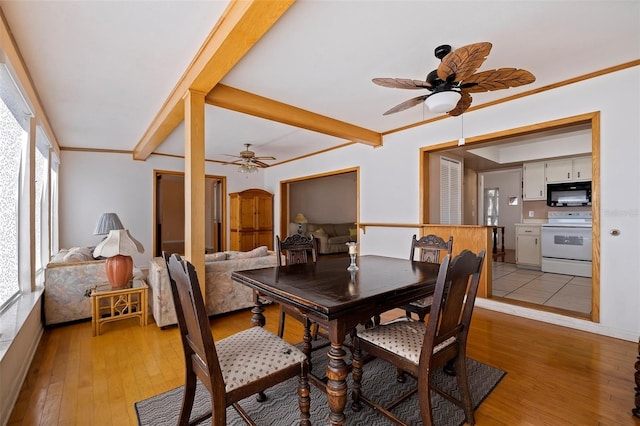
[62,247,95,263]
[349,228,357,237]
[314,228,326,234]
[236,246,269,259]
[205,252,227,262]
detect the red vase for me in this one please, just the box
[105,255,133,288]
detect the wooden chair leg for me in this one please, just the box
[454,355,475,425]
[443,359,456,376]
[298,363,311,426]
[179,371,197,426]
[350,338,364,412]
[418,370,435,426]
[396,367,407,383]
[277,306,286,338]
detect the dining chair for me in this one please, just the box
[164,253,311,426]
[276,234,319,339]
[404,234,454,321]
[351,249,486,426]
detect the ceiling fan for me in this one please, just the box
[373,42,535,117]
[223,144,276,173]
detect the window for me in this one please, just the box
[484,187,499,225]
[440,157,461,224]
[0,92,26,309]
[0,61,56,311]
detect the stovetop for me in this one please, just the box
[544,211,592,227]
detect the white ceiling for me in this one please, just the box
[1,0,639,167]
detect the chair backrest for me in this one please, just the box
[420,249,486,366]
[410,234,453,263]
[164,253,226,403]
[276,234,318,266]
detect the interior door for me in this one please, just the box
[155,172,225,256]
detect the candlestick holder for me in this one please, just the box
[346,242,359,271]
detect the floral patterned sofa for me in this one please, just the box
[44,247,146,326]
[148,246,281,328]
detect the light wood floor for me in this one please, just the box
[8,305,639,425]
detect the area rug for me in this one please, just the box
[135,344,505,426]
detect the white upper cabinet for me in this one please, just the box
[522,161,546,201]
[545,156,592,183]
[571,156,592,181]
[545,159,573,183]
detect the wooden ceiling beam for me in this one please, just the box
[133,0,296,160]
[206,84,382,146]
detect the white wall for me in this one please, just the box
[262,67,640,341]
[289,173,357,224]
[59,151,265,267]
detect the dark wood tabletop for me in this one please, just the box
[231,254,441,425]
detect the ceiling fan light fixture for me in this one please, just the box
[425,90,461,113]
[237,161,259,174]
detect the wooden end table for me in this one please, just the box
[90,279,148,336]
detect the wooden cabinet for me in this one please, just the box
[546,156,592,183]
[522,161,546,201]
[229,189,273,251]
[515,224,541,268]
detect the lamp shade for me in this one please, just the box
[294,213,308,224]
[93,229,144,258]
[93,213,124,235]
[425,91,462,113]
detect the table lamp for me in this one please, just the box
[93,229,144,288]
[93,212,124,235]
[294,213,308,234]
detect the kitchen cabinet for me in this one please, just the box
[229,188,273,251]
[571,156,592,181]
[522,161,546,201]
[515,224,541,268]
[546,156,591,183]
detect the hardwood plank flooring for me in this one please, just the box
[8,305,638,425]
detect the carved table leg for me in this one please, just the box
[303,318,313,371]
[633,338,640,418]
[326,341,348,425]
[250,293,265,328]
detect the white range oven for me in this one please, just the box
[541,211,592,278]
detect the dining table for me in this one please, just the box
[231,254,441,425]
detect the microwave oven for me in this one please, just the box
[547,181,592,207]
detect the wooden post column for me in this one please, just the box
[184,89,206,294]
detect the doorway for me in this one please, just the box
[154,171,226,256]
[420,112,600,322]
[279,167,359,240]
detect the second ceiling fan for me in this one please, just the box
[373,42,536,117]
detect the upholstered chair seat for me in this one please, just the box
[216,326,307,392]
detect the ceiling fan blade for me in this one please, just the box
[372,78,432,90]
[253,156,276,161]
[437,42,492,82]
[253,159,270,168]
[222,159,242,165]
[382,94,429,115]
[462,68,536,93]
[447,91,472,117]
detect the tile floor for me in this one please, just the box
[491,260,592,315]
